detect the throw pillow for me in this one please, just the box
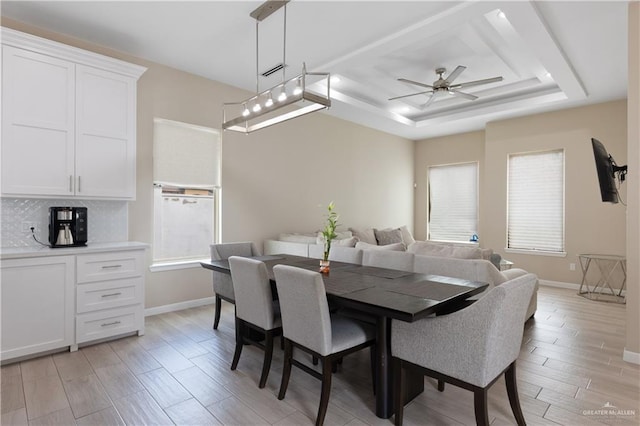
[355,241,405,251]
[349,227,378,245]
[336,236,358,247]
[374,228,404,246]
[399,225,416,246]
[316,231,353,245]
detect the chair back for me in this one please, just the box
[471,274,536,383]
[362,250,414,272]
[273,265,333,355]
[211,242,261,260]
[229,257,278,330]
[328,246,363,264]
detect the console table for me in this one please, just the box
[577,254,626,303]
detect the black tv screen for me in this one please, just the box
[591,138,618,203]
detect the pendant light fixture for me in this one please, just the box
[222,0,331,134]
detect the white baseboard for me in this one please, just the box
[623,349,640,365]
[145,296,216,317]
[538,279,580,290]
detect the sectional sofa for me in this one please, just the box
[263,230,537,320]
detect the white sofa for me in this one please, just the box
[264,237,537,321]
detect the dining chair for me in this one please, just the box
[391,273,537,426]
[228,256,281,388]
[328,246,363,264]
[210,242,261,329]
[362,249,414,272]
[273,264,376,426]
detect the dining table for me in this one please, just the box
[201,254,488,419]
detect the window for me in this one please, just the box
[507,150,564,254]
[428,162,478,242]
[152,118,221,264]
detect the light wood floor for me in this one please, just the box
[1,286,639,425]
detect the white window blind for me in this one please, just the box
[153,118,220,262]
[508,150,564,253]
[153,118,221,188]
[428,162,478,242]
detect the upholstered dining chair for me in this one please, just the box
[273,265,376,426]
[210,242,261,329]
[391,273,537,426]
[228,256,281,388]
[362,249,414,272]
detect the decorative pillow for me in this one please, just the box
[355,241,405,251]
[316,231,353,245]
[399,225,416,246]
[279,233,318,244]
[349,227,378,245]
[374,228,404,246]
[335,236,358,247]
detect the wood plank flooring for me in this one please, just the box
[1,286,638,425]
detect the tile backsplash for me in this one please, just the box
[1,198,128,248]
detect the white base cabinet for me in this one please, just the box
[0,245,146,362]
[1,256,75,360]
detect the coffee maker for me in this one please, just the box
[49,207,88,247]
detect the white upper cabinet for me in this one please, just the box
[1,27,146,200]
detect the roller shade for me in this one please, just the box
[508,150,564,252]
[428,162,478,242]
[153,118,221,188]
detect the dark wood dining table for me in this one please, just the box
[201,254,488,419]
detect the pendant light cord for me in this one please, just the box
[282,3,287,82]
[256,20,259,94]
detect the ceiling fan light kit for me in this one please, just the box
[390,65,503,109]
[222,0,331,134]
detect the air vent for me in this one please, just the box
[261,63,286,77]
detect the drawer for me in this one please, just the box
[77,250,144,283]
[76,277,143,313]
[76,305,143,344]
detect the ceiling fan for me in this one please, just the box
[389,66,503,109]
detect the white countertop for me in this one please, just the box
[0,241,149,260]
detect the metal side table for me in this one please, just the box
[577,254,626,303]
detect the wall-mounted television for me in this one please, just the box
[591,138,627,204]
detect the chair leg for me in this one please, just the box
[231,318,244,370]
[278,339,293,400]
[316,357,333,426]
[438,380,445,392]
[393,357,404,426]
[505,362,526,425]
[213,295,222,330]
[473,388,490,426]
[259,330,274,388]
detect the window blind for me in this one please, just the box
[153,118,221,188]
[428,162,478,242]
[508,150,564,252]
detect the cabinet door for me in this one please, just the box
[1,256,75,361]
[75,65,137,199]
[1,46,75,196]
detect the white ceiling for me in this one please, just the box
[1,1,628,140]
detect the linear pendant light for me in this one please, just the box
[222,0,331,134]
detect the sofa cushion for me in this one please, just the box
[349,227,378,245]
[316,231,353,245]
[335,236,358,247]
[374,228,404,246]
[407,241,482,259]
[355,241,405,251]
[279,233,318,244]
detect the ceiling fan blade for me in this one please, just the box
[388,90,433,101]
[451,76,503,89]
[398,78,434,89]
[420,92,438,109]
[449,89,478,100]
[445,65,466,83]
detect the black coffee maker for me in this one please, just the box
[49,207,88,247]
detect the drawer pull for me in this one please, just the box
[101,265,123,269]
[101,292,122,298]
[101,320,121,327]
